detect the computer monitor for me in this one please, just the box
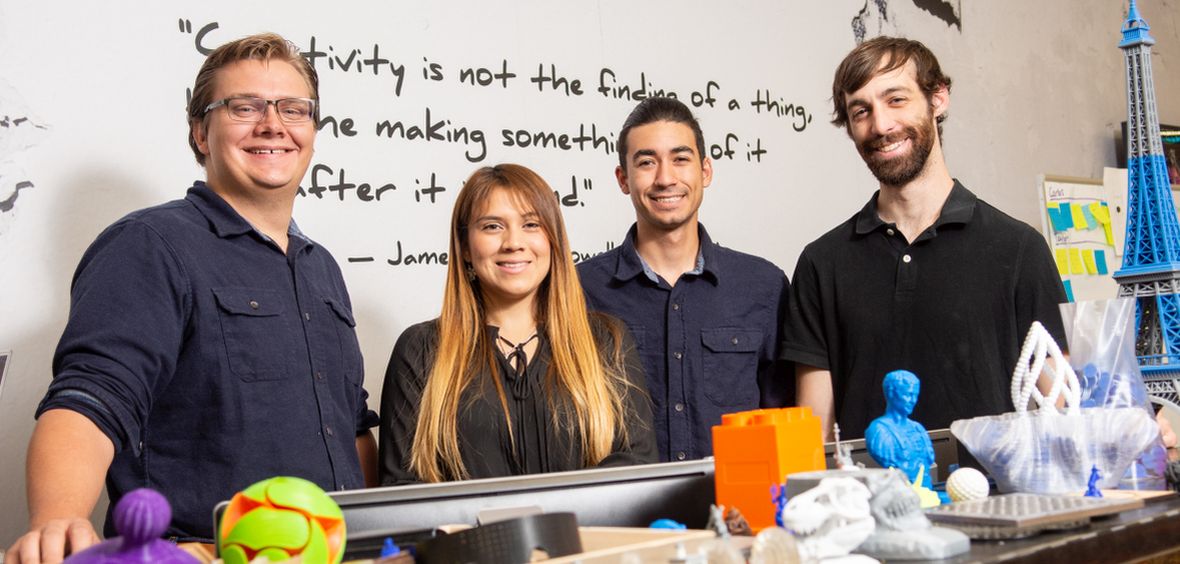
[331,459,715,535]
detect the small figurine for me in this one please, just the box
[909,466,941,508]
[832,423,859,470]
[649,518,688,530]
[63,489,198,563]
[1085,466,1104,498]
[724,507,754,536]
[866,370,936,489]
[771,483,789,528]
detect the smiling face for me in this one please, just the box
[844,61,946,189]
[617,120,713,235]
[191,59,315,202]
[464,188,552,311]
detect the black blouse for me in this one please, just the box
[378,314,658,485]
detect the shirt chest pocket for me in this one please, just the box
[324,297,363,385]
[701,328,762,407]
[212,287,301,382]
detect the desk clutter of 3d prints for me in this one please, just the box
[215,428,1175,563]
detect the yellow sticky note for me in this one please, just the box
[1055,249,1069,275]
[1082,249,1098,274]
[1090,203,1115,246]
[1069,248,1085,274]
[1071,203,1089,229]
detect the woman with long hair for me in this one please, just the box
[378,164,656,484]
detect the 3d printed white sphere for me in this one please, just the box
[946,467,989,502]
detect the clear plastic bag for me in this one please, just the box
[1060,298,1168,489]
[951,321,1159,494]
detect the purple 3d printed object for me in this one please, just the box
[64,488,198,563]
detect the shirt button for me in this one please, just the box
[304,312,311,321]
[672,303,680,311]
[674,403,685,412]
[324,425,334,437]
[249,300,259,310]
[676,451,687,461]
[674,351,683,360]
[731,337,739,345]
[887,228,895,236]
[903,254,912,263]
[315,372,325,381]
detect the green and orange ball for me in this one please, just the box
[218,476,345,564]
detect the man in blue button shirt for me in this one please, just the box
[7,33,379,562]
[577,97,791,462]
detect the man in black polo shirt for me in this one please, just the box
[780,37,1067,440]
[578,97,790,462]
[7,34,378,562]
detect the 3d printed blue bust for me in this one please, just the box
[866,370,935,488]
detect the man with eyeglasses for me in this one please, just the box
[6,33,378,562]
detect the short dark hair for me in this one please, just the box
[617,97,706,170]
[186,33,320,166]
[831,36,952,135]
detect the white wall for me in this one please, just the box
[1,0,1178,545]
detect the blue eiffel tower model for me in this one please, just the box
[1113,0,1180,405]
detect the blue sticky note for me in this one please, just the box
[1094,249,1109,275]
[1063,279,1075,303]
[1080,205,1097,230]
[1047,203,1074,232]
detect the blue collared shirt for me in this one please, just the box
[38,182,378,541]
[577,224,791,461]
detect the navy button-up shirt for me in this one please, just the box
[577,224,790,461]
[38,183,378,541]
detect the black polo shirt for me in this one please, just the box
[780,181,1067,438]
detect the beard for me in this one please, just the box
[857,114,936,187]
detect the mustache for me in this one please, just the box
[860,130,913,152]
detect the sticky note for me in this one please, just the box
[1082,249,1098,274]
[1071,203,1090,230]
[1063,279,1075,303]
[1090,202,1114,246]
[1094,249,1109,275]
[1047,203,1074,232]
[1080,205,1097,231]
[1055,249,1069,275]
[1069,248,1085,274]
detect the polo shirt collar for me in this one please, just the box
[186,181,311,247]
[611,223,718,284]
[854,179,976,235]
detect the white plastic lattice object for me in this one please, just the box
[1010,321,1081,414]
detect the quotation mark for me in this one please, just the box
[176,18,219,55]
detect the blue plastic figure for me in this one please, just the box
[1085,466,1104,497]
[771,482,789,528]
[380,537,401,558]
[649,519,687,530]
[866,370,936,489]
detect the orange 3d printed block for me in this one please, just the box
[712,407,825,531]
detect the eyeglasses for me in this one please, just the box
[203,97,317,123]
